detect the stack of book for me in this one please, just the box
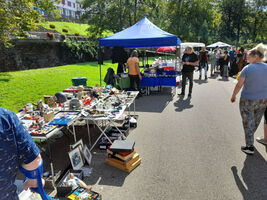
[106,140,141,172]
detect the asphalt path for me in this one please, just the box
[86,72,267,200]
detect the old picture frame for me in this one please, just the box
[82,145,92,165]
[68,147,84,170]
[71,139,84,150]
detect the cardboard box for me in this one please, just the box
[43,111,54,123]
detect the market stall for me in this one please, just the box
[99,17,181,92]
[17,85,139,197]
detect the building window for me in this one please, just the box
[73,3,75,8]
[62,0,65,5]
[68,1,71,7]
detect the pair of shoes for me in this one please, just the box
[241,146,254,155]
[188,93,191,98]
[256,137,267,145]
[178,92,185,96]
[205,76,207,80]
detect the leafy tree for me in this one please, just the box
[0,0,59,47]
[81,0,167,39]
[218,0,249,43]
[246,0,267,42]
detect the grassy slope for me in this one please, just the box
[38,21,112,37]
[0,61,118,112]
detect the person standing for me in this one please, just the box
[236,47,245,72]
[126,50,142,93]
[0,107,53,200]
[209,49,217,76]
[231,44,267,155]
[199,46,209,80]
[222,51,230,77]
[179,46,199,98]
[229,46,236,68]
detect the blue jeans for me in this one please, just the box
[199,62,208,77]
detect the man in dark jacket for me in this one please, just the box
[179,46,199,97]
[199,46,209,80]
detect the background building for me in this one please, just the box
[56,0,84,19]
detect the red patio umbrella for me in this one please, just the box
[156,46,176,52]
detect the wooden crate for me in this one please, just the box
[105,155,141,173]
[107,153,139,168]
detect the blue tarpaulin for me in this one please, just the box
[99,17,181,48]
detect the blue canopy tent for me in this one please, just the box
[98,17,181,85]
[99,17,180,48]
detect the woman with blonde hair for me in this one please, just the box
[231,43,267,155]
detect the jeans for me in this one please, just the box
[199,62,208,77]
[129,74,140,91]
[182,72,193,94]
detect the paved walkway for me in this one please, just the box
[83,73,267,200]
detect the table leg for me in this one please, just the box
[89,121,113,151]
[72,124,77,143]
[86,120,91,147]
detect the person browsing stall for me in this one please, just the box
[230,44,267,155]
[126,50,142,93]
[0,107,55,200]
[179,46,199,98]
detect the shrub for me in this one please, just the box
[35,20,40,23]
[75,33,80,36]
[62,29,68,33]
[50,24,56,29]
[60,34,66,41]
[46,32,55,40]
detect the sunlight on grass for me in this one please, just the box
[0,61,118,112]
[39,21,113,37]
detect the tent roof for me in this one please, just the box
[207,41,231,48]
[99,17,181,48]
[180,42,205,48]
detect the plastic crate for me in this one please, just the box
[72,77,87,86]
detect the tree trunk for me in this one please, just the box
[134,0,137,23]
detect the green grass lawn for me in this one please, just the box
[0,57,159,112]
[38,21,113,37]
[0,61,119,112]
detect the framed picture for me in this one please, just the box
[68,147,84,170]
[71,139,83,150]
[82,145,92,165]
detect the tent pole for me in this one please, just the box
[98,46,102,86]
[142,50,145,67]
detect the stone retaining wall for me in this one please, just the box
[0,39,111,72]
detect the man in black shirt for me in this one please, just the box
[199,46,209,80]
[180,46,199,97]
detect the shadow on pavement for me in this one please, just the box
[231,149,267,200]
[218,77,230,81]
[193,79,208,85]
[133,87,173,113]
[173,96,193,112]
[84,151,129,187]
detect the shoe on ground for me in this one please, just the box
[205,76,207,80]
[256,137,267,145]
[188,93,191,98]
[199,76,201,80]
[178,92,185,96]
[241,146,254,155]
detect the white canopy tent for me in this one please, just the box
[207,41,232,48]
[180,42,205,48]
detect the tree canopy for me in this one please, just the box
[81,0,267,45]
[0,0,59,47]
